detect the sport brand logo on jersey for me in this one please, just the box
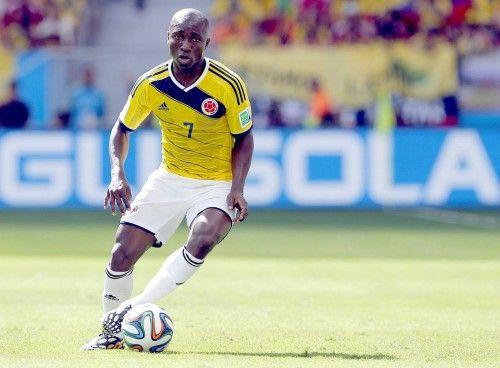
[239,107,251,128]
[158,102,169,111]
[202,98,218,116]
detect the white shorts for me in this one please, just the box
[120,168,235,243]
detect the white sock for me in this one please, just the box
[102,265,133,313]
[129,246,203,306]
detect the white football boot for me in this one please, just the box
[102,303,132,335]
[80,332,124,350]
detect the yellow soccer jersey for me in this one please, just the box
[119,58,253,181]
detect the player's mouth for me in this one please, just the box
[178,55,192,62]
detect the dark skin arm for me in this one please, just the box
[104,122,133,215]
[227,130,254,223]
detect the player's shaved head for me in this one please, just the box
[169,8,209,36]
[168,8,211,73]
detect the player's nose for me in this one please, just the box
[180,39,192,52]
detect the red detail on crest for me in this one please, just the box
[202,98,218,115]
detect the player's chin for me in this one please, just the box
[176,57,194,69]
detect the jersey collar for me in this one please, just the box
[168,57,209,92]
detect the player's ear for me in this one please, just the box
[205,37,210,49]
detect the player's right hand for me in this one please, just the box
[104,176,132,215]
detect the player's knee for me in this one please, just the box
[186,232,220,259]
[110,242,136,271]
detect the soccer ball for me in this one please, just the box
[122,303,173,353]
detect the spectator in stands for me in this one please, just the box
[212,0,500,47]
[31,1,61,46]
[307,79,334,127]
[68,67,105,129]
[0,80,30,128]
[1,0,44,48]
[268,99,285,127]
[0,0,86,49]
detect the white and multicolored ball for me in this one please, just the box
[122,303,173,353]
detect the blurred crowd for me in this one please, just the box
[212,0,500,53]
[211,0,500,129]
[1,0,499,130]
[0,0,87,49]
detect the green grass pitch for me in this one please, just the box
[0,210,499,368]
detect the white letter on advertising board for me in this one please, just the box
[0,132,71,206]
[76,132,108,206]
[424,130,500,204]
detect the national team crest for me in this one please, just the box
[202,98,219,116]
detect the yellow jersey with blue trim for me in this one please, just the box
[119,58,253,181]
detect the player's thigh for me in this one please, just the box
[185,179,235,228]
[110,223,157,271]
[186,208,232,255]
[121,168,189,244]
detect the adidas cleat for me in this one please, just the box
[102,304,132,335]
[80,332,124,350]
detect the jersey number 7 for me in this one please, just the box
[183,122,194,138]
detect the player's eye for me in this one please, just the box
[174,34,183,40]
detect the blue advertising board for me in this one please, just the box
[0,128,499,209]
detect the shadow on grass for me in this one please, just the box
[169,350,396,360]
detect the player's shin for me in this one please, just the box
[130,246,203,306]
[102,264,133,312]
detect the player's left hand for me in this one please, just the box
[227,191,248,224]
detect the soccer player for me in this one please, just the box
[81,8,253,350]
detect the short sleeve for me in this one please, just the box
[118,77,151,130]
[226,79,253,136]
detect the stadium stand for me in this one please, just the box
[0,0,98,128]
[211,0,500,50]
[211,0,500,129]
[0,0,89,49]
[1,0,499,129]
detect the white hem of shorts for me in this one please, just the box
[120,220,157,238]
[187,205,234,229]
